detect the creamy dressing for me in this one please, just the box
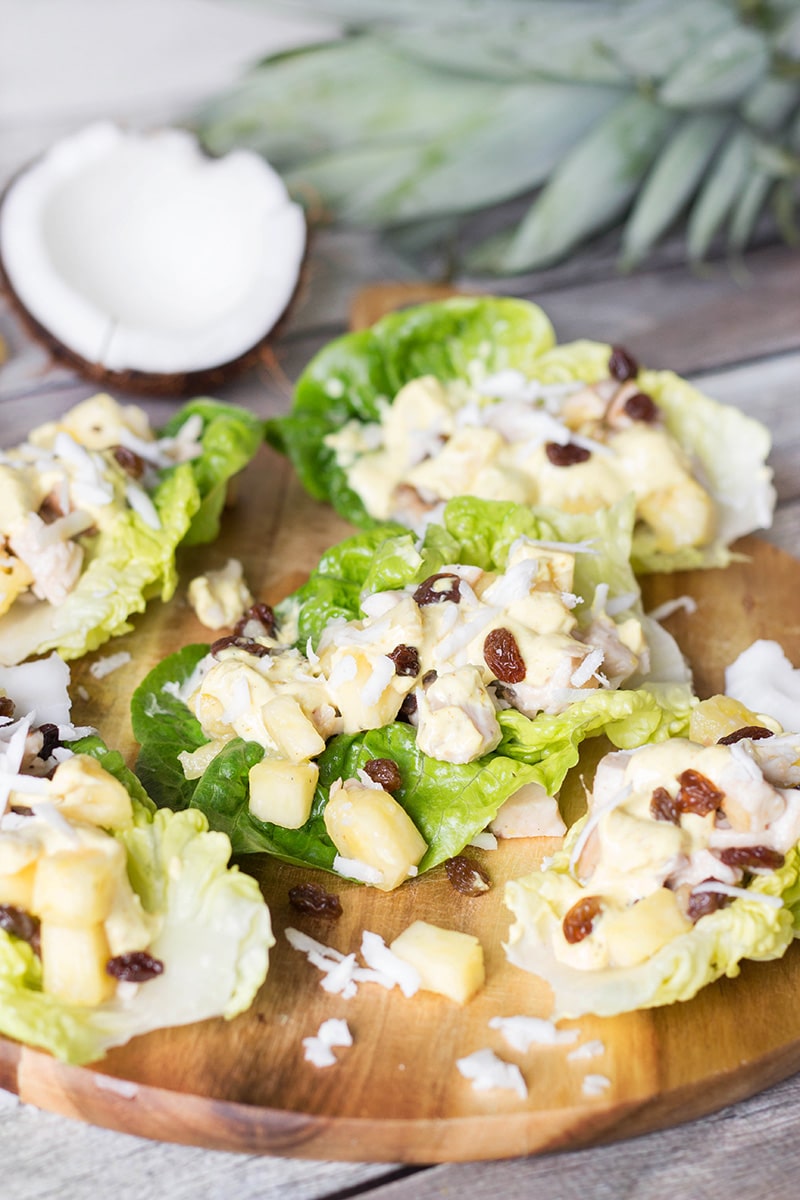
[325,373,716,552]
[547,735,800,972]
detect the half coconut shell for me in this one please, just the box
[0,123,307,395]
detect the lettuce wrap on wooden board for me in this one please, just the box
[267,297,774,573]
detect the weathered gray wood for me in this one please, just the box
[0,1092,399,1200]
[351,1072,800,1200]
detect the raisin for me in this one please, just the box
[37,723,61,760]
[623,392,659,424]
[445,855,491,896]
[562,895,603,944]
[113,445,145,478]
[0,697,14,719]
[389,644,420,677]
[397,693,418,722]
[421,669,438,686]
[687,887,728,923]
[210,634,270,658]
[106,951,164,983]
[545,442,591,467]
[234,603,276,638]
[650,786,680,824]
[413,573,461,606]
[288,882,343,919]
[717,845,785,871]
[676,768,723,816]
[717,725,774,746]
[38,492,64,523]
[484,628,526,684]
[608,345,639,382]
[363,758,402,792]
[0,905,40,953]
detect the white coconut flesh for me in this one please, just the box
[0,122,306,375]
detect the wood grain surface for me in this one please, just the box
[0,432,795,1162]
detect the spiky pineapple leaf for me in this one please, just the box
[687,129,754,260]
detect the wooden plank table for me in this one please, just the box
[3,2,800,1196]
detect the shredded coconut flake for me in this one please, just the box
[582,1074,611,1097]
[692,881,783,909]
[456,1048,527,1100]
[125,482,161,530]
[360,931,420,998]
[647,595,698,622]
[302,1017,353,1068]
[567,1039,606,1061]
[570,647,605,688]
[332,855,383,885]
[89,651,131,680]
[489,1016,579,1052]
[360,655,395,707]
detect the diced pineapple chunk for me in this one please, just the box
[33,845,123,926]
[324,781,427,891]
[0,862,36,909]
[261,696,326,763]
[638,478,715,553]
[40,921,116,1005]
[49,754,133,829]
[601,888,691,969]
[248,758,318,829]
[178,737,230,780]
[390,921,485,1004]
[689,695,782,745]
[0,551,33,617]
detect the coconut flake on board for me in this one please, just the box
[725,640,800,733]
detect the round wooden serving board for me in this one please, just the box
[0,444,796,1163]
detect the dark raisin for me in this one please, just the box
[562,895,603,944]
[0,697,14,719]
[210,634,270,658]
[113,445,145,478]
[717,845,785,871]
[37,723,61,760]
[288,882,343,919]
[413,573,461,606]
[676,768,723,816]
[484,627,526,684]
[608,345,639,382]
[421,669,438,686]
[363,758,402,792]
[623,392,659,423]
[0,905,40,953]
[687,887,728,923]
[717,725,775,746]
[397,693,418,722]
[545,442,591,467]
[106,951,165,983]
[445,855,491,896]
[10,805,33,817]
[234,603,276,638]
[388,644,420,677]
[650,786,680,824]
[37,493,64,523]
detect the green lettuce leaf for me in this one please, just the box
[0,746,272,1065]
[266,296,556,527]
[269,297,774,571]
[133,495,693,880]
[505,831,799,1019]
[0,400,264,665]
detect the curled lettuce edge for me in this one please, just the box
[268,295,774,572]
[131,496,695,880]
[504,818,800,1020]
[0,400,264,665]
[0,735,273,1065]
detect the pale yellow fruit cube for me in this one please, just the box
[248,758,318,829]
[390,921,485,1003]
[178,737,230,780]
[324,782,427,891]
[689,695,780,745]
[33,846,123,926]
[0,552,33,617]
[261,696,326,763]
[0,862,36,910]
[50,754,133,829]
[40,921,116,1005]
[601,888,691,969]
